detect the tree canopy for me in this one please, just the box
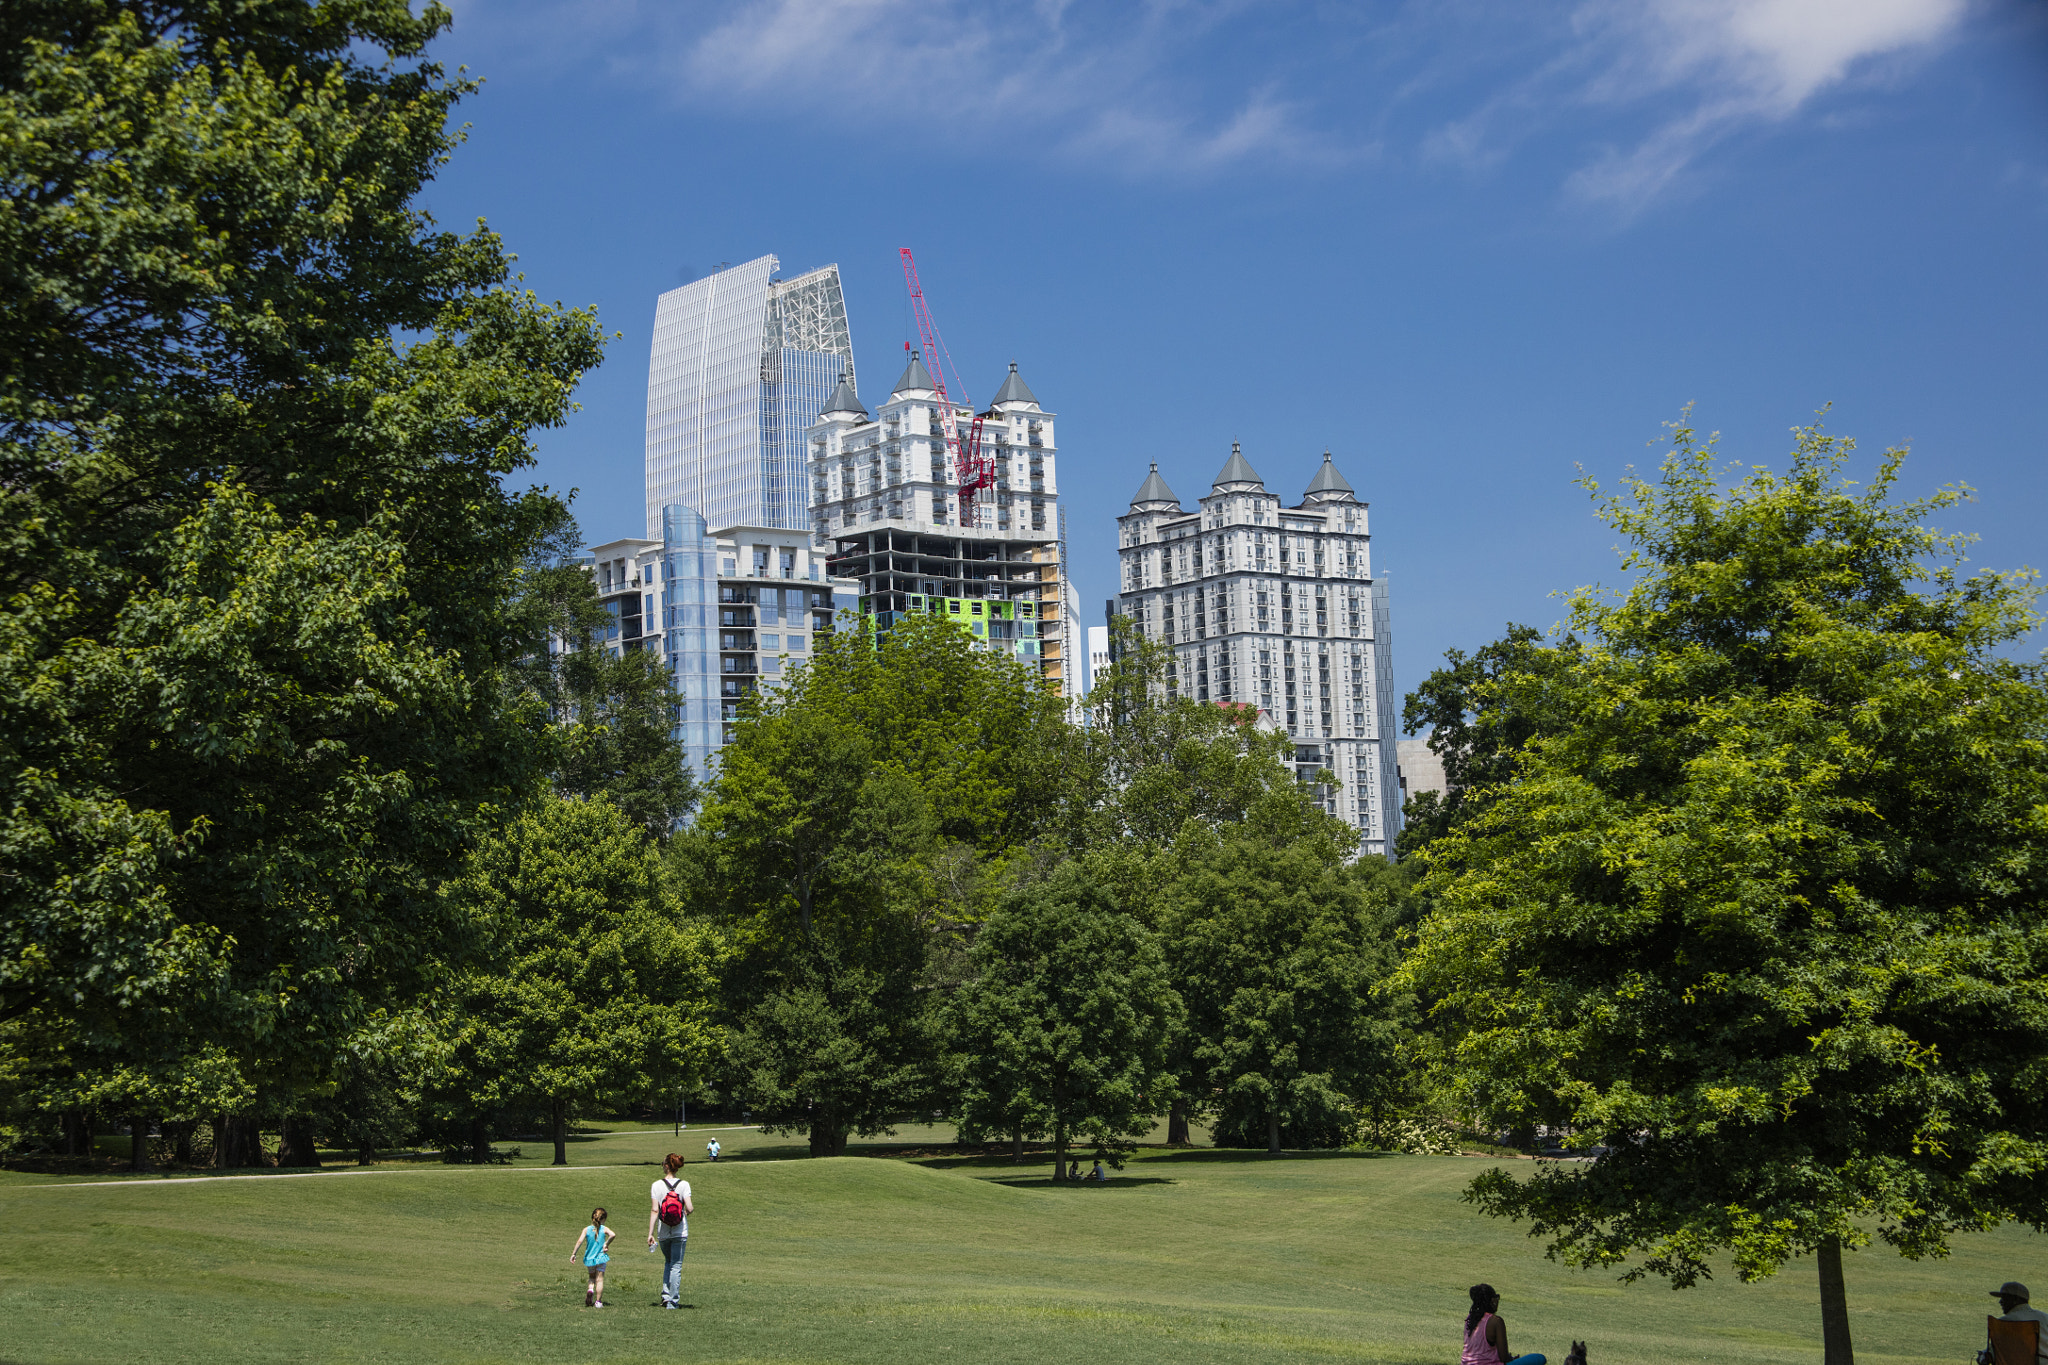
[0,0,605,1141]
[1166,832,1407,1152]
[1399,417,2048,1365]
[445,795,717,1165]
[951,861,1183,1176]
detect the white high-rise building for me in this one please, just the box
[807,354,1083,701]
[644,256,854,538]
[1111,446,1403,857]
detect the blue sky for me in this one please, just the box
[423,0,2048,705]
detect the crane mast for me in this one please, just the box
[898,248,991,527]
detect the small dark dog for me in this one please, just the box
[1563,1343,1588,1365]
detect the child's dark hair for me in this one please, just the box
[591,1207,607,1225]
[664,1152,686,1175]
[1465,1284,1497,1332]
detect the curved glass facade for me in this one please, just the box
[659,505,721,786]
[646,256,853,538]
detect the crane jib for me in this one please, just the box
[899,248,998,527]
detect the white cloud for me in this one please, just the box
[1565,0,1969,206]
[440,0,1969,194]
[653,0,1340,176]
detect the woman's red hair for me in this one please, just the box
[663,1152,685,1174]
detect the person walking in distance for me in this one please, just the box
[648,1152,693,1309]
[706,1137,721,1162]
[1463,1284,1545,1365]
[570,1207,615,1308]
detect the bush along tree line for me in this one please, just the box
[3,8,2040,1362]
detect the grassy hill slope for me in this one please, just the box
[0,1134,2028,1364]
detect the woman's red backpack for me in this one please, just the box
[658,1177,685,1228]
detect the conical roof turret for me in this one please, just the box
[892,348,937,395]
[1129,462,1180,512]
[821,370,866,419]
[1301,450,1356,503]
[991,361,1038,408]
[1212,442,1265,492]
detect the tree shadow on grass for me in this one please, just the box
[1133,1148,1403,1165]
[981,1177,1178,1191]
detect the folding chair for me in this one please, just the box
[1988,1316,2040,1365]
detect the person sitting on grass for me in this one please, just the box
[571,1207,615,1309]
[1462,1284,1544,1365]
[1090,1160,1107,1182]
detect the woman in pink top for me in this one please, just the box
[1463,1284,1545,1365]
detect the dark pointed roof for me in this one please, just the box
[821,371,865,418]
[1302,450,1356,502]
[1212,442,1265,491]
[1130,462,1179,510]
[892,349,937,395]
[991,361,1037,408]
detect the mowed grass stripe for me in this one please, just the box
[0,1147,2030,1364]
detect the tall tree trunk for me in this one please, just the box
[62,1109,88,1157]
[279,1116,321,1168]
[171,1121,194,1165]
[469,1115,490,1165]
[1053,1118,1067,1181]
[1818,1236,1854,1365]
[551,1096,568,1166]
[214,1113,261,1168]
[1011,1127,1023,1163]
[1267,1108,1282,1154]
[1167,1102,1191,1147]
[129,1114,151,1172]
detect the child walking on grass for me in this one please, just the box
[571,1207,616,1307]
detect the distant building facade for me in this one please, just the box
[587,509,861,787]
[808,354,1083,700]
[1110,447,1403,857]
[645,256,855,538]
[1395,738,1446,807]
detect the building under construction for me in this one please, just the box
[809,351,1082,700]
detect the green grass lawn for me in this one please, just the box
[0,1124,2030,1364]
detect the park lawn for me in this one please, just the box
[0,1138,2030,1365]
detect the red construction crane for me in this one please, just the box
[899,248,992,527]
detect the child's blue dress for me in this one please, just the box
[582,1226,611,1267]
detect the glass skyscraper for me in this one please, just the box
[657,505,721,789]
[645,255,854,538]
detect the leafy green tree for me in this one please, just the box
[698,609,1074,1154]
[1081,616,1344,850]
[1399,418,2048,1365]
[951,862,1182,1178]
[1079,617,1361,1142]
[1167,832,1408,1152]
[704,704,938,1155]
[0,2,602,1140]
[512,512,698,835]
[1396,624,1579,858]
[448,796,718,1165]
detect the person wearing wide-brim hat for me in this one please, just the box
[1987,1281,2048,1365]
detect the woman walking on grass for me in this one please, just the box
[1463,1284,1544,1365]
[571,1207,615,1308]
[648,1152,693,1309]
